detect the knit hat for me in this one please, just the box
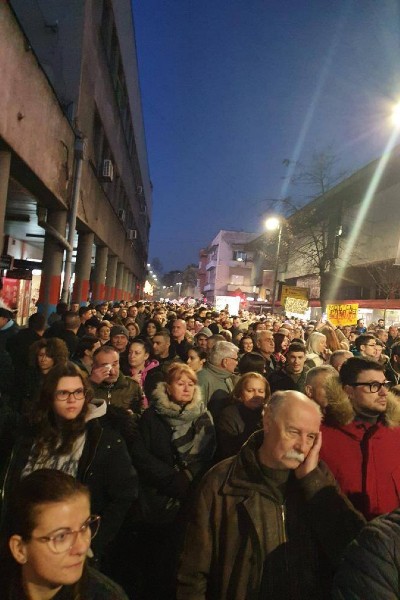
[110,325,129,339]
[194,327,213,339]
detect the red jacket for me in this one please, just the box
[320,377,400,520]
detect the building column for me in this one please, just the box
[37,209,68,318]
[91,245,108,304]
[0,151,11,255]
[71,231,94,305]
[122,267,129,301]
[115,262,124,301]
[105,255,118,301]
[127,273,133,301]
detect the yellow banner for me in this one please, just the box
[327,303,358,326]
[280,285,309,304]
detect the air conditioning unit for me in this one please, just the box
[102,159,114,182]
[118,209,126,222]
[127,229,137,240]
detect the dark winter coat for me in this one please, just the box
[332,509,400,600]
[177,431,365,600]
[215,402,262,460]
[320,376,400,519]
[91,371,143,414]
[131,384,215,524]
[267,366,309,394]
[1,405,137,559]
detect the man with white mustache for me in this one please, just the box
[177,390,365,600]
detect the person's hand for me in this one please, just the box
[295,431,322,479]
[90,365,111,384]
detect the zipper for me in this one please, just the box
[281,504,287,543]
[1,447,15,503]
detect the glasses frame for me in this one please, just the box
[30,515,101,554]
[55,387,87,402]
[348,380,392,393]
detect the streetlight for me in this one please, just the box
[176,281,182,297]
[265,216,283,314]
[391,101,400,128]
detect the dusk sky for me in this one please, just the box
[132,1,400,272]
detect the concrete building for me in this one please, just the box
[251,147,400,323]
[0,0,151,320]
[201,230,259,304]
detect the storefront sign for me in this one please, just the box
[280,285,309,304]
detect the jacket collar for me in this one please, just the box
[325,374,400,427]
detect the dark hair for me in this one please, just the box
[238,352,265,375]
[0,470,89,598]
[29,337,69,368]
[144,319,162,335]
[273,332,287,353]
[78,306,91,317]
[188,347,208,361]
[287,342,306,355]
[354,334,376,352]
[339,356,384,386]
[129,337,153,357]
[28,312,46,332]
[238,335,254,354]
[30,362,92,457]
[74,335,99,359]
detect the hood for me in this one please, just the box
[324,374,400,428]
[153,381,205,414]
[86,398,107,422]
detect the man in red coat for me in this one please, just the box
[320,356,400,520]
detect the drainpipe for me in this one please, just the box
[60,134,85,303]
[37,208,73,252]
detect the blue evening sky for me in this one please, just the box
[132,0,400,271]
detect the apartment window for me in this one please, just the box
[233,251,247,262]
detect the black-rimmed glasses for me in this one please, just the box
[348,381,392,393]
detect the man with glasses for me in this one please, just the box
[320,357,400,519]
[354,333,379,360]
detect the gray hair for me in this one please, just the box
[305,365,336,386]
[267,389,322,418]
[209,341,238,367]
[305,332,326,355]
[329,349,353,368]
[254,330,273,345]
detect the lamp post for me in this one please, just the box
[176,281,182,298]
[265,216,283,314]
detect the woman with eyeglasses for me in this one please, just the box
[1,362,137,569]
[0,469,128,599]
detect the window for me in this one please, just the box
[233,251,247,262]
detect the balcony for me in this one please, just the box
[203,283,215,292]
[206,259,217,270]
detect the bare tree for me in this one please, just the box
[365,260,400,320]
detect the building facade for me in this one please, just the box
[0,0,151,320]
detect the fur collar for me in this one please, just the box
[153,381,204,413]
[324,375,400,428]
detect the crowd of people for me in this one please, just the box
[1,299,400,598]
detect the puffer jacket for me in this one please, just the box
[91,371,143,414]
[332,509,400,599]
[320,375,400,519]
[177,431,365,600]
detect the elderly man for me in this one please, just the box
[90,345,142,414]
[197,341,238,417]
[108,325,130,374]
[329,349,353,372]
[320,356,400,519]
[177,390,364,599]
[304,364,337,411]
[253,329,276,375]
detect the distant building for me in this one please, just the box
[200,230,259,304]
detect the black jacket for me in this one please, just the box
[333,509,400,599]
[1,411,137,558]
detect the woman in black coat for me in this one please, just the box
[1,362,137,566]
[215,371,270,461]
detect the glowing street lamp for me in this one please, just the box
[391,101,400,128]
[264,216,283,314]
[176,281,182,297]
